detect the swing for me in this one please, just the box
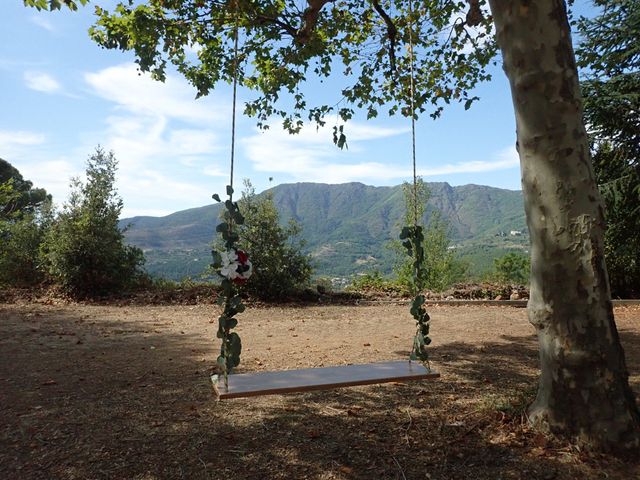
[212,1,438,400]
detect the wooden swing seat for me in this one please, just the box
[212,360,439,400]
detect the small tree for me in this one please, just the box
[1,158,51,221]
[43,147,145,298]
[0,160,52,287]
[491,252,530,285]
[237,180,312,300]
[393,179,467,292]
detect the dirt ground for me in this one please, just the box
[1,300,639,480]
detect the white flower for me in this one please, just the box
[219,250,240,279]
[219,249,252,282]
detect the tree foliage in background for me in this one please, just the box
[1,159,51,221]
[0,159,52,287]
[23,0,87,11]
[393,179,467,292]
[576,0,640,298]
[88,0,496,139]
[237,180,312,300]
[491,252,530,285]
[43,148,145,298]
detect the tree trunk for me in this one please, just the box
[487,0,640,451]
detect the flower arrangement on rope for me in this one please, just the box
[220,248,253,285]
[211,186,250,386]
[400,225,431,364]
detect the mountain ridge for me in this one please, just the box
[120,181,528,280]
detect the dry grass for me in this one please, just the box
[1,301,639,479]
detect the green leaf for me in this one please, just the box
[216,355,226,368]
[232,210,245,225]
[211,250,222,268]
[229,354,241,368]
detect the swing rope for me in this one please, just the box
[220,0,241,390]
[229,0,240,201]
[405,0,431,367]
[408,0,419,230]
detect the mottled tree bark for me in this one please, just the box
[488,0,640,451]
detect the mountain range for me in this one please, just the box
[120,182,529,281]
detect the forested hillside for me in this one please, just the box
[121,182,528,280]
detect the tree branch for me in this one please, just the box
[371,0,398,78]
[466,0,483,27]
[296,0,332,44]
[254,14,298,38]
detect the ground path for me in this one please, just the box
[1,302,638,479]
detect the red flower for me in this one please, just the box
[236,249,249,264]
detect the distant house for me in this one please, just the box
[510,230,523,236]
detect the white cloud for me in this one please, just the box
[419,145,519,176]
[24,71,61,93]
[20,158,79,204]
[0,130,46,159]
[84,63,225,124]
[80,63,231,215]
[242,121,409,183]
[243,121,519,185]
[30,15,55,32]
[203,165,228,177]
[0,130,46,149]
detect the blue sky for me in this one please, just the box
[1,1,595,218]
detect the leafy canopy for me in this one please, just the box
[577,0,639,163]
[576,0,640,297]
[23,0,88,11]
[1,158,51,221]
[89,0,496,137]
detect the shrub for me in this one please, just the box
[236,180,312,300]
[42,147,145,297]
[491,252,530,285]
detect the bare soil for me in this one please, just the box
[1,300,639,479]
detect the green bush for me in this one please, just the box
[491,252,530,285]
[236,180,313,300]
[0,217,48,287]
[347,271,405,295]
[42,148,145,298]
[0,159,52,287]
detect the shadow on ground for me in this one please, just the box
[0,305,638,480]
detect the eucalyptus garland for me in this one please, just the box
[211,185,251,387]
[400,225,431,364]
